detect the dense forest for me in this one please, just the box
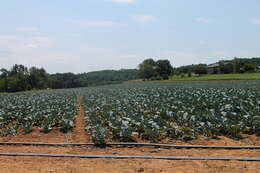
[0,65,138,92]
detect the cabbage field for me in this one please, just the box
[0,89,77,136]
[81,81,260,144]
[0,81,260,145]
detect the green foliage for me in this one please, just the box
[60,119,74,133]
[0,89,77,136]
[138,59,157,79]
[79,69,138,87]
[0,64,138,93]
[243,64,256,72]
[194,66,207,74]
[28,67,48,89]
[0,64,47,92]
[0,80,259,144]
[80,81,260,144]
[48,73,82,89]
[173,57,260,75]
[138,59,173,80]
[155,60,173,77]
[173,64,207,75]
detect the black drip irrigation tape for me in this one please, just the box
[0,152,260,161]
[0,142,260,150]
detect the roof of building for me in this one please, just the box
[207,63,219,68]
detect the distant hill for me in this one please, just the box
[78,69,139,86]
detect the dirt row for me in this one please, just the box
[0,99,260,173]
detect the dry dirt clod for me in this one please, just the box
[138,167,144,172]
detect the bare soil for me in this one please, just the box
[66,99,91,143]
[0,101,260,173]
[0,157,260,173]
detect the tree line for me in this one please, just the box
[173,57,260,75]
[0,58,174,92]
[0,65,138,92]
[1,57,259,92]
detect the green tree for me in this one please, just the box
[6,74,29,92]
[194,66,207,75]
[6,64,30,92]
[0,68,9,92]
[138,59,174,80]
[29,67,48,89]
[155,60,173,78]
[243,64,255,72]
[10,64,29,76]
[0,68,9,78]
[138,59,157,79]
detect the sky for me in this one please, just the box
[0,0,259,73]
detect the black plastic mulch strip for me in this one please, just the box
[0,152,260,161]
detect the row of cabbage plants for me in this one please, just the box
[0,89,77,136]
[81,82,260,144]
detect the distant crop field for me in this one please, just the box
[0,80,260,145]
[170,73,260,81]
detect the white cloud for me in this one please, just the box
[0,35,52,52]
[78,20,116,27]
[17,26,40,32]
[195,17,210,23]
[22,37,52,49]
[133,15,156,23]
[251,18,260,24]
[0,36,51,69]
[111,0,136,3]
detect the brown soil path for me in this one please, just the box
[67,97,91,143]
[0,157,259,173]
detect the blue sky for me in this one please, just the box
[0,0,259,73]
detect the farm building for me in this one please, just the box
[207,61,235,74]
[207,63,220,74]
